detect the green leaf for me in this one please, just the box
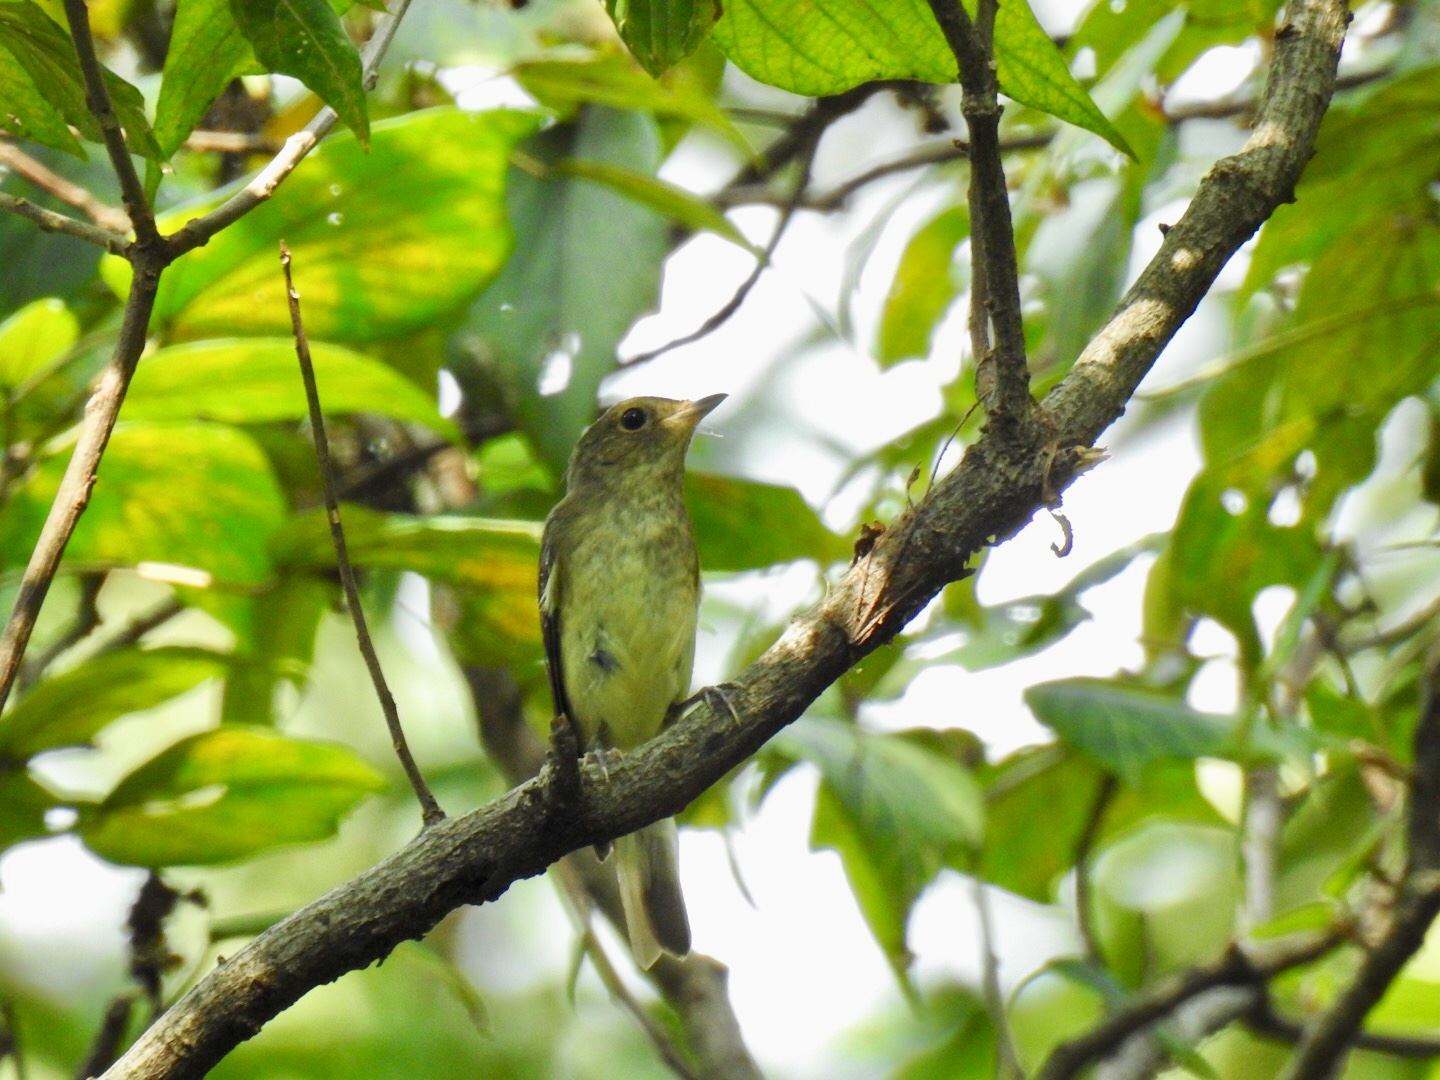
[462,107,668,471]
[1025,678,1281,784]
[0,1,161,159]
[0,295,77,390]
[103,108,543,342]
[229,0,369,147]
[0,769,57,852]
[773,718,984,978]
[124,338,458,439]
[877,205,967,367]
[154,0,259,157]
[514,54,747,153]
[1071,0,1281,86]
[604,0,721,77]
[978,747,1225,901]
[79,726,387,866]
[0,421,287,587]
[0,646,231,759]
[221,577,332,725]
[687,473,846,571]
[554,158,756,252]
[712,0,1129,155]
[271,507,543,659]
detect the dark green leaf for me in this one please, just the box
[462,107,668,471]
[154,0,259,156]
[125,338,458,439]
[79,726,387,865]
[1275,764,1386,915]
[712,0,1130,155]
[604,0,720,77]
[0,2,160,159]
[687,472,847,571]
[0,421,287,587]
[0,769,57,851]
[230,0,369,146]
[220,577,332,725]
[102,108,543,342]
[1025,678,1283,783]
[0,646,231,759]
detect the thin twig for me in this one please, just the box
[0,139,131,232]
[1247,997,1440,1058]
[620,124,820,367]
[280,243,443,826]
[973,876,1021,1078]
[1034,931,1345,1080]
[165,0,412,258]
[61,0,157,244]
[0,192,130,253]
[181,130,284,155]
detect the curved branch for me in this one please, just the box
[98,0,1349,1075]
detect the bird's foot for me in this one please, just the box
[670,682,744,728]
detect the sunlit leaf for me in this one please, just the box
[125,338,458,439]
[103,108,544,342]
[79,726,387,865]
[0,295,77,390]
[0,421,287,587]
[878,205,967,368]
[0,646,230,759]
[712,0,1130,154]
[555,158,755,252]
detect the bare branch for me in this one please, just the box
[0,191,129,253]
[281,242,443,827]
[0,138,131,231]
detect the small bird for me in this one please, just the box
[539,394,725,968]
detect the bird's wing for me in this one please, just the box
[538,517,572,723]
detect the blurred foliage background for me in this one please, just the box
[1,0,1439,1076]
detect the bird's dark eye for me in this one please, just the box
[620,407,647,431]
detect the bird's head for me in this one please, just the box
[565,394,726,491]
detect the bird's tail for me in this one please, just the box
[614,819,691,970]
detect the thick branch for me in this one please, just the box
[98,0,1349,1074]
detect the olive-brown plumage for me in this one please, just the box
[539,394,724,968]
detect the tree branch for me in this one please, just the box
[1276,646,1440,1079]
[0,138,131,232]
[0,191,130,254]
[96,0,1350,1074]
[61,0,157,244]
[1034,931,1345,1080]
[924,0,1032,423]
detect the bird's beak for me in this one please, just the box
[663,393,727,431]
